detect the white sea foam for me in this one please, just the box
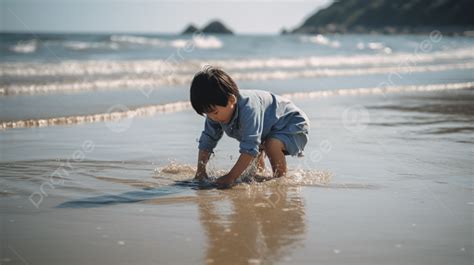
[63,41,119,51]
[109,34,222,49]
[9,40,38,54]
[192,35,223,49]
[110,35,167,47]
[169,39,189,49]
[169,35,223,49]
[2,62,473,95]
[300,35,341,48]
[230,62,474,80]
[281,82,474,99]
[356,41,392,53]
[0,101,191,130]
[367,42,392,54]
[1,48,472,78]
[1,82,472,130]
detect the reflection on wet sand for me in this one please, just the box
[368,89,474,136]
[197,184,306,265]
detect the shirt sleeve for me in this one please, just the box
[239,104,264,157]
[198,118,223,153]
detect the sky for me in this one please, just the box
[1,0,333,34]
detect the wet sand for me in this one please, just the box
[1,88,473,264]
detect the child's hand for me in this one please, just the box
[194,171,208,181]
[215,174,235,189]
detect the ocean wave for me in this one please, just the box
[110,35,167,47]
[300,35,341,48]
[281,82,474,99]
[9,40,38,54]
[0,101,191,130]
[357,41,392,54]
[230,62,474,80]
[170,35,223,49]
[109,34,222,49]
[1,82,472,130]
[63,41,120,51]
[189,35,223,49]
[2,62,473,95]
[0,60,191,77]
[1,48,472,78]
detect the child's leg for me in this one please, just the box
[263,138,287,178]
[256,144,266,173]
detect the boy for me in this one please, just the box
[190,66,310,188]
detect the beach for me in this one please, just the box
[0,33,473,264]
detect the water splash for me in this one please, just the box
[153,161,332,188]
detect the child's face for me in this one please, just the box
[205,95,236,124]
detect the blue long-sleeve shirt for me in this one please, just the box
[198,89,309,157]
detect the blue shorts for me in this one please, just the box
[267,132,308,157]
[264,114,309,157]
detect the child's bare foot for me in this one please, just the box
[253,174,274,182]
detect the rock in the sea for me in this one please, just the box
[280,28,289,35]
[182,24,200,34]
[201,20,234,34]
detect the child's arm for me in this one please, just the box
[216,103,264,188]
[195,118,223,180]
[194,149,211,180]
[215,153,254,188]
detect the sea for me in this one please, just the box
[0,32,473,264]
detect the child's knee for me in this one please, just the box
[263,138,286,154]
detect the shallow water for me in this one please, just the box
[2,89,472,264]
[1,33,473,264]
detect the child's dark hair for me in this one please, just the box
[190,66,239,116]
